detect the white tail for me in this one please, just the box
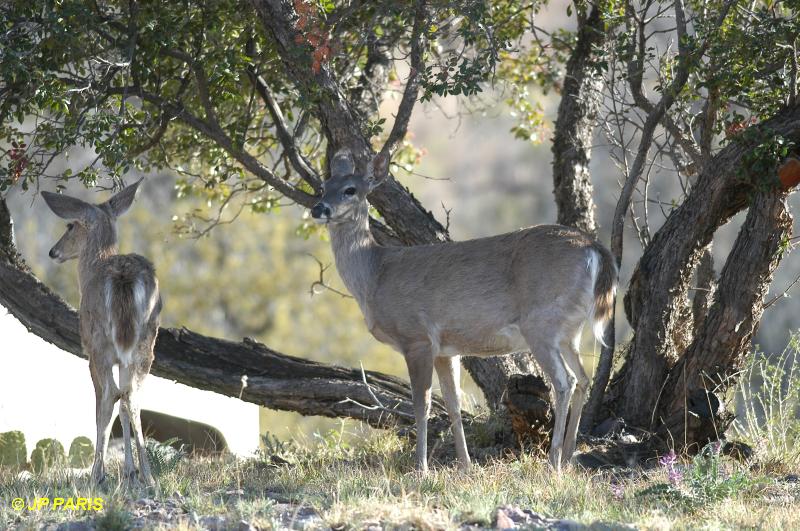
[42,179,161,485]
[311,150,617,472]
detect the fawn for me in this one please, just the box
[43,179,161,485]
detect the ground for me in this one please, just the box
[1,428,799,530]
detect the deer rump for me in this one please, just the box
[105,255,158,365]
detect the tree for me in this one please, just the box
[1,0,799,455]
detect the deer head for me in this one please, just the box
[42,179,142,262]
[310,150,390,224]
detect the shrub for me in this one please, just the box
[144,437,186,477]
[30,438,65,474]
[68,436,94,468]
[733,333,800,470]
[0,430,27,468]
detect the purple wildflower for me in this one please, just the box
[659,449,678,468]
[659,449,683,486]
[610,482,624,500]
[712,441,722,455]
[667,466,684,485]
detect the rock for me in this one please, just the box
[200,515,228,530]
[136,497,155,507]
[56,521,94,531]
[494,505,573,530]
[238,520,257,531]
[592,418,626,438]
[722,441,753,462]
[588,522,638,530]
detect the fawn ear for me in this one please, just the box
[103,178,142,218]
[365,151,390,191]
[41,191,94,220]
[331,149,356,179]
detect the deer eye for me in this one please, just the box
[343,186,357,196]
[67,223,74,230]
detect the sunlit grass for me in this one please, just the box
[1,427,799,530]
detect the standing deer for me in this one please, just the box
[42,180,161,485]
[310,150,617,471]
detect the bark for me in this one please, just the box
[657,191,792,448]
[618,105,800,429]
[691,245,716,331]
[0,201,450,431]
[551,3,605,237]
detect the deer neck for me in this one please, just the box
[327,209,381,307]
[78,224,118,294]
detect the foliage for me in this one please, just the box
[144,437,187,478]
[736,127,797,193]
[94,505,133,531]
[0,0,541,224]
[30,438,65,474]
[635,443,761,511]
[67,436,94,468]
[734,334,800,471]
[0,431,27,468]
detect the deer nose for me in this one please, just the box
[48,248,59,259]
[311,202,331,220]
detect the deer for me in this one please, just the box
[42,179,161,485]
[310,150,617,472]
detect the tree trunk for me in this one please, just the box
[657,191,792,448]
[551,3,605,237]
[618,105,800,431]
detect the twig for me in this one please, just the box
[307,253,353,299]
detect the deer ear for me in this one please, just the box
[330,149,356,178]
[365,152,390,191]
[103,178,142,218]
[41,191,94,220]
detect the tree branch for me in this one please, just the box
[377,0,427,162]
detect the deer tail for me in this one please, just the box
[588,242,618,347]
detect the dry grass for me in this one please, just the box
[1,427,799,530]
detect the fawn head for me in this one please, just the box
[42,179,142,262]
[311,150,390,224]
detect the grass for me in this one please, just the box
[734,335,800,474]
[1,426,799,530]
[3,336,800,529]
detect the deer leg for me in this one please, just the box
[128,377,154,487]
[117,365,138,482]
[523,333,575,472]
[434,355,471,470]
[117,397,136,481]
[560,334,589,465]
[91,366,117,484]
[405,349,433,472]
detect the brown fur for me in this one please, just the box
[43,181,160,485]
[312,151,619,472]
